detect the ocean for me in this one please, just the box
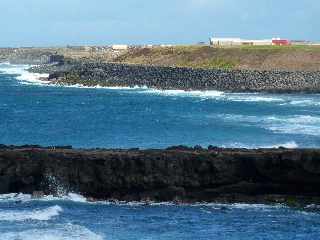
[0,62,320,239]
[0,194,320,240]
[0,62,320,149]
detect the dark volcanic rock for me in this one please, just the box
[30,60,320,93]
[0,146,320,204]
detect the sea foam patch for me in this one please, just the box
[1,223,103,240]
[2,63,320,110]
[0,193,87,203]
[266,115,320,136]
[217,113,320,137]
[16,71,50,85]
[142,88,225,98]
[0,63,49,85]
[0,205,62,222]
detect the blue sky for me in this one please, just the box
[0,0,318,46]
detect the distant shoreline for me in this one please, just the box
[2,45,320,71]
[1,45,320,93]
[30,60,320,93]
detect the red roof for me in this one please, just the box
[272,39,291,45]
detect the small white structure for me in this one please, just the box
[112,45,128,50]
[210,38,242,46]
[242,39,273,46]
[160,44,173,47]
[210,37,273,46]
[83,46,92,51]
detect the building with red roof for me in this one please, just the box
[272,39,291,46]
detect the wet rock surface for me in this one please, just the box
[30,60,320,93]
[0,145,320,204]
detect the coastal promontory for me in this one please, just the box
[21,45,320,93]
[0,145,320,204]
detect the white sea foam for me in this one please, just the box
[0,193,87,204]
[0,193,32,202]
[226,94,284,103]
[2,63,320,110]
[266,115,320,136]
[0,193,298,211]
[218,113,320,137]
[64,193,87,202]
[280,98,320,107]
[143,88,225,98]
[47,83,284,103]
[0,205,62,222]
[200,203,286,211]
[1,224,103,240]
[16,72,50,85]
[0,63,29,75]
[0,63,49,85]
[142,89,288,103]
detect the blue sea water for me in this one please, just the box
[1,62,320,239]
[0,194,320,240]
[0,63,320,149]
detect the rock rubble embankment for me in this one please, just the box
[31,60,320,93]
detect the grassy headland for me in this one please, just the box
[113,45,320,71]
[2,44,320,71]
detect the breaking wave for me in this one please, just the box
[0,62,49,85]
[287,100,320,106]
[1,63,320,108]
[142,88,225,98]
[1,62,320,117]
[267,115,320,136]
[0,193,87,203]
[0,205,62,222]
[0,193,293,209]
[1,223,103,240]
[218,114,320,137]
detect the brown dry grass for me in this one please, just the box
[113,45,320,71]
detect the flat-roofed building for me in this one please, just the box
[210,37,272,46]
[112,45,129,50]
[291,40,311,45]
[245,40,273,46]
[210,36,293,47]
[210,38,242,46]
[272,39,291,46]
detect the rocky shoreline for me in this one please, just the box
[29,60,320,93]
[1,145,320,205]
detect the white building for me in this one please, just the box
[241,39,273,46]
[210,38,242,46]
[160,44,173,47]
[112,45,128,50]
[210,37,273,46]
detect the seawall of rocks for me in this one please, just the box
[1,145,320,204]
[31,60,320,93]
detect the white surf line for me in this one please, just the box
[1,223,104,240]
[3,63,320,106]
[0,205,62,222]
